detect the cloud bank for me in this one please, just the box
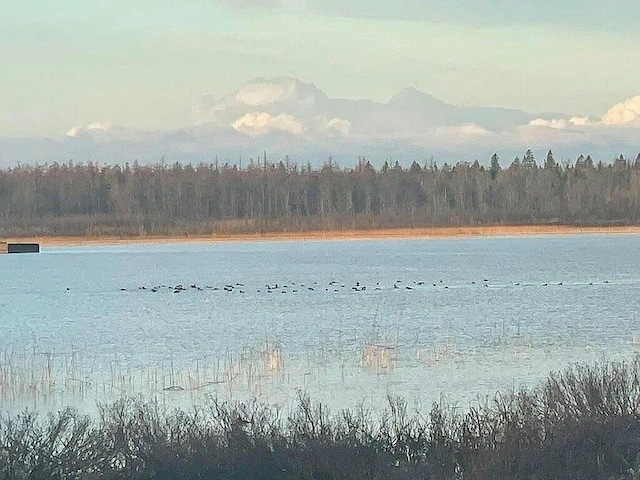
[602,96,640,126]
[66,122,114,138]
[1,77,639,167]
[527,116,593,130]
[232,112,305,136]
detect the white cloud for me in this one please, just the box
[8,79,635,168]
[528,118,569,129]
[195,77,542,139]
[193,77,325,126]
[66,121,113,137]
[526,94,640,130]
[527,116,592,129]
[235,79,300,107]
[569,116,592,126]
[319,117,351,137]
[601,95,640,126]
[232,112,305,136]
[436,124,491,136]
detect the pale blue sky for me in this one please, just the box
[2,0,639,136]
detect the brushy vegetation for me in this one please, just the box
[3,359,640,480]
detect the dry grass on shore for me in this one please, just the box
[5,224,640,247]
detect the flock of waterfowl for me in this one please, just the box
[118,279,612,295]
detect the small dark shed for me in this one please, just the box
[0,242,40,254]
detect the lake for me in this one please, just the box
[1,234,639,413]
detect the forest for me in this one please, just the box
[1,150,640,237]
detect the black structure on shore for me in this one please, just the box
[0,242,40,254]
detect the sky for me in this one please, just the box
[1,0,639,164]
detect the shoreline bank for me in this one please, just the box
[4,225,640,247]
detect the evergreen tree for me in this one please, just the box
[490,153,501,180]
[522,149,537,170]
[544,150,556,170]
[585,155,594,169]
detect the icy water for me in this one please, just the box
[1,234,640,412]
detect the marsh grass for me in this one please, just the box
[0,325,599,413]
[2,359,640,479]
[0,340,290,410]
[362,325,398,373]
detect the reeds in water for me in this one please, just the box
[0,338,290,410]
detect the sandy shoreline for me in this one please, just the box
[4,225,640,247]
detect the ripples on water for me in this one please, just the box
[1,235,639,412]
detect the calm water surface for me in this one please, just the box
[1,234,639,412]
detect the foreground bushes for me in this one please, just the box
[2,359,640,480]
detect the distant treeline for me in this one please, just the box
[1,150,640,236]
[2,359,640,479]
